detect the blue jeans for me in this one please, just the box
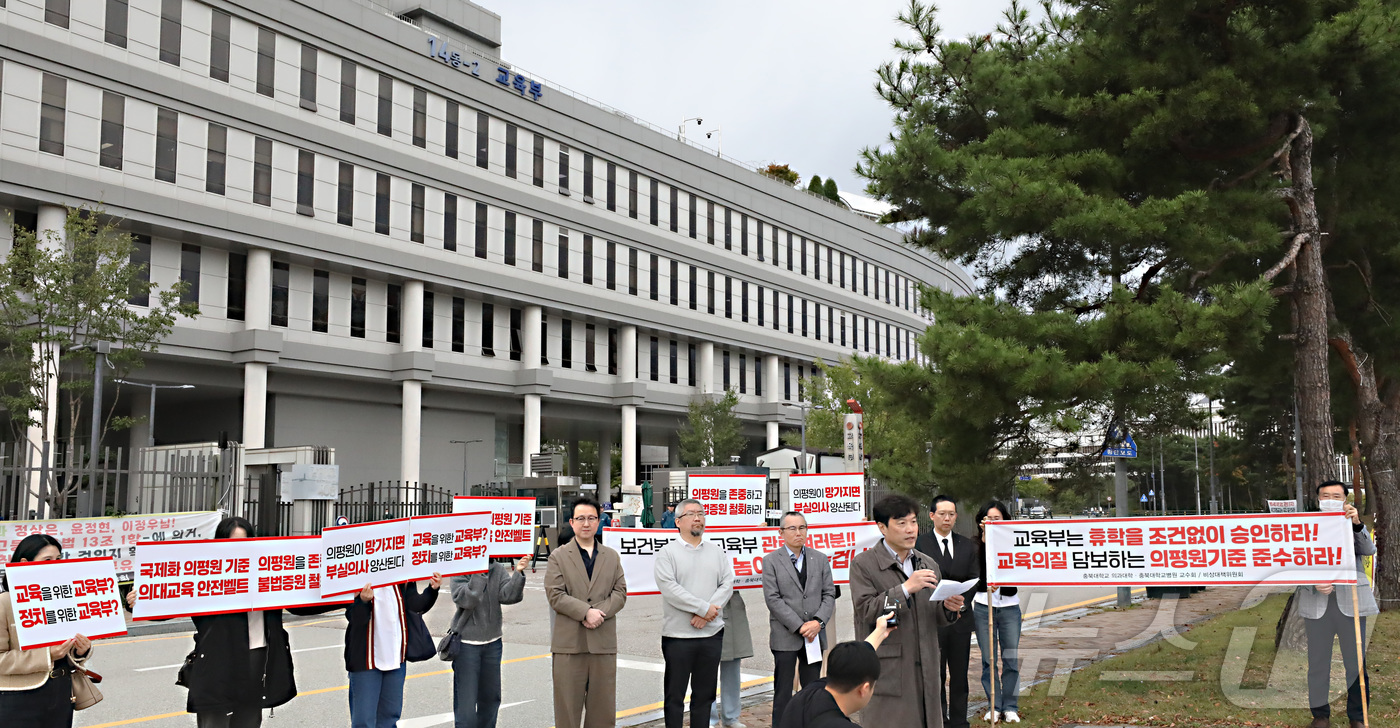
[709,658,742,725]
[348,665,407,728]
[972,601,1021,713]
[452,639,504,728]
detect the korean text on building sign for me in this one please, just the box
[687,474,767,526]
[788,473,865,525]
[611,522,881,595]
[984,512,1357,588]
[453,496,536,557]
[5,557,127,650]
[0,511,222,583]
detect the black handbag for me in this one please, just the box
[404,608,435,663]
[175,648,196,687]
[436,629,461,662]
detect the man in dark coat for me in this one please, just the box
[916,495,979,728]
[850,494,965,728]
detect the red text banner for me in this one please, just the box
[6,557,127,650]
[452,496,536,557]
[611,522,881,595]
[133,539,256,619]
[788,473,865,524]
[0,511,222,583]
[320,518,412,597]
[985,512,1359,587]
[405,511,491,580]
[247,537,352,611]
[687,474,767,527]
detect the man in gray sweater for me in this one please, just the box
[654,498,735,728]
[448,555,528,728]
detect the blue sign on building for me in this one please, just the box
[426,38,544,102]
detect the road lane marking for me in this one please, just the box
[135,644,336,671]
[616,658,762,681]
[397,700,532,728]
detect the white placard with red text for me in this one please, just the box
[610,522,881,595]
[404,511,491,581]
[320,518,412,597]
[0,511,222,583]
[453,497,536,557]
[985,512,1358,588]
[133,539,257,619]
[6,557,126,650]
[246,537,352,611]
[687,474,767,526]
[788,473,865,524]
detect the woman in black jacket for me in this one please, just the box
[973,501,1022,724]
[343,575,440,728]
[126,517,340,728]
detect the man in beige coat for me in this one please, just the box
[850,494,966,728]
[547,497,629,728]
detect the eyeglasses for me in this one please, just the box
[572,516,600,524]
[678,511,705,520]
[780,525,808,532]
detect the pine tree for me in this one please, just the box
[822,178,839,202]
[806,175,823,195]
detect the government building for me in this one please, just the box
[0,0,971,498]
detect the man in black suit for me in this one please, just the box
[916,495,979,728]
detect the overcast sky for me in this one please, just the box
[491,0,1008,197]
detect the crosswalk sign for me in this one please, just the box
[1103,432,1138,458]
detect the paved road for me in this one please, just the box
[77,573,1136,728]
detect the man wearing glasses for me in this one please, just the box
[654,498,735,728]
[546,498,629,728]
[762,511,836,726]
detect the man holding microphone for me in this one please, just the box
[1297,480,1375,728]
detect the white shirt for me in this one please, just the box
[933,530,954,560]
[247,610,266,650]
[786,545,805,573]
[883,540,915,599]
[973,589,1020,608]
[371,586,405,671]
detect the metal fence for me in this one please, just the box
[241,479,455,537]
[0,441,234,521]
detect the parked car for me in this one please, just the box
[1027,505,1051,519]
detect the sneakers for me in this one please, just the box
[1003,711,1021,723]
[983,710,1000,723]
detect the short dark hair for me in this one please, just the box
[1316,480,1349,496]
[930,495,957,514]
[825,641,881,692]
[570,498,602,519]
[4,533,63,590]
[872,494,919,527]
[215,516,256,539]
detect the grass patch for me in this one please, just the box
[1015,593,1398,727]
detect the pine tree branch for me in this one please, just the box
[1262,233,1307,282]
[1215,115,1306,190]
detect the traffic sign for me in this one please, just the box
[1139,494,1148,503]
[1018,475,1032,481]
[1103,432,1138,458]
[1148,489,1155,497]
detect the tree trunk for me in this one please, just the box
[1288,119,1337,489]
[1330,331,1400,612]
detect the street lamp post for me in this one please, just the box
[450,439,483,493]
[678,117,703,140]
[114,379,195,448]
[784,402,826,473]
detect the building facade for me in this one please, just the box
[0,0,972,495]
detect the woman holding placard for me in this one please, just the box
[446,555,529,728]
[1,533,94,728]
[125,516,339,728]
[973,501,1022,724]
[343,574,442,728]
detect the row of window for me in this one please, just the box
[19,0,928,317]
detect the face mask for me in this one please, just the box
[1319,499,1345,513]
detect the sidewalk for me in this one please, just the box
[625,586,1268,728]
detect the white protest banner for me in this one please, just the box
[404,511,491,580]
[133,539,255,619]
[320,518,412,598]
[453,496,536,557]
[610,522,881,595]
[247,537,352,611]
[0,511,222,583]
[985,512,1357,588]
[1267,500,1299,513]
[687,474,767,526]
[788,473,865,524]
[5,557,126,650]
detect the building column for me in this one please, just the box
[619,325,638,489]
[400,281,425,485]
[522,306,543,468]
[698,342,715,394]
[242,249,272,449]
[765,354,781,448]
[597,437,613,505]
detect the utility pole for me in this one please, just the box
[87,342,110,510]
[1115,456,1131,607]
[1208,398,1219,514]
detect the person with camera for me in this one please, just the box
[850,494,965,728]
[778,610,897,728]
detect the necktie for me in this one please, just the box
[942,537,951,560]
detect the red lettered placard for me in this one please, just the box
[453,496,536,557]
[404,511,491,580]
[320,519,412,597]
[788,473,865,525]
[247,536,353,610]
[687,474,767,527]
[132,539,256,620]
[6,557,126,650]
